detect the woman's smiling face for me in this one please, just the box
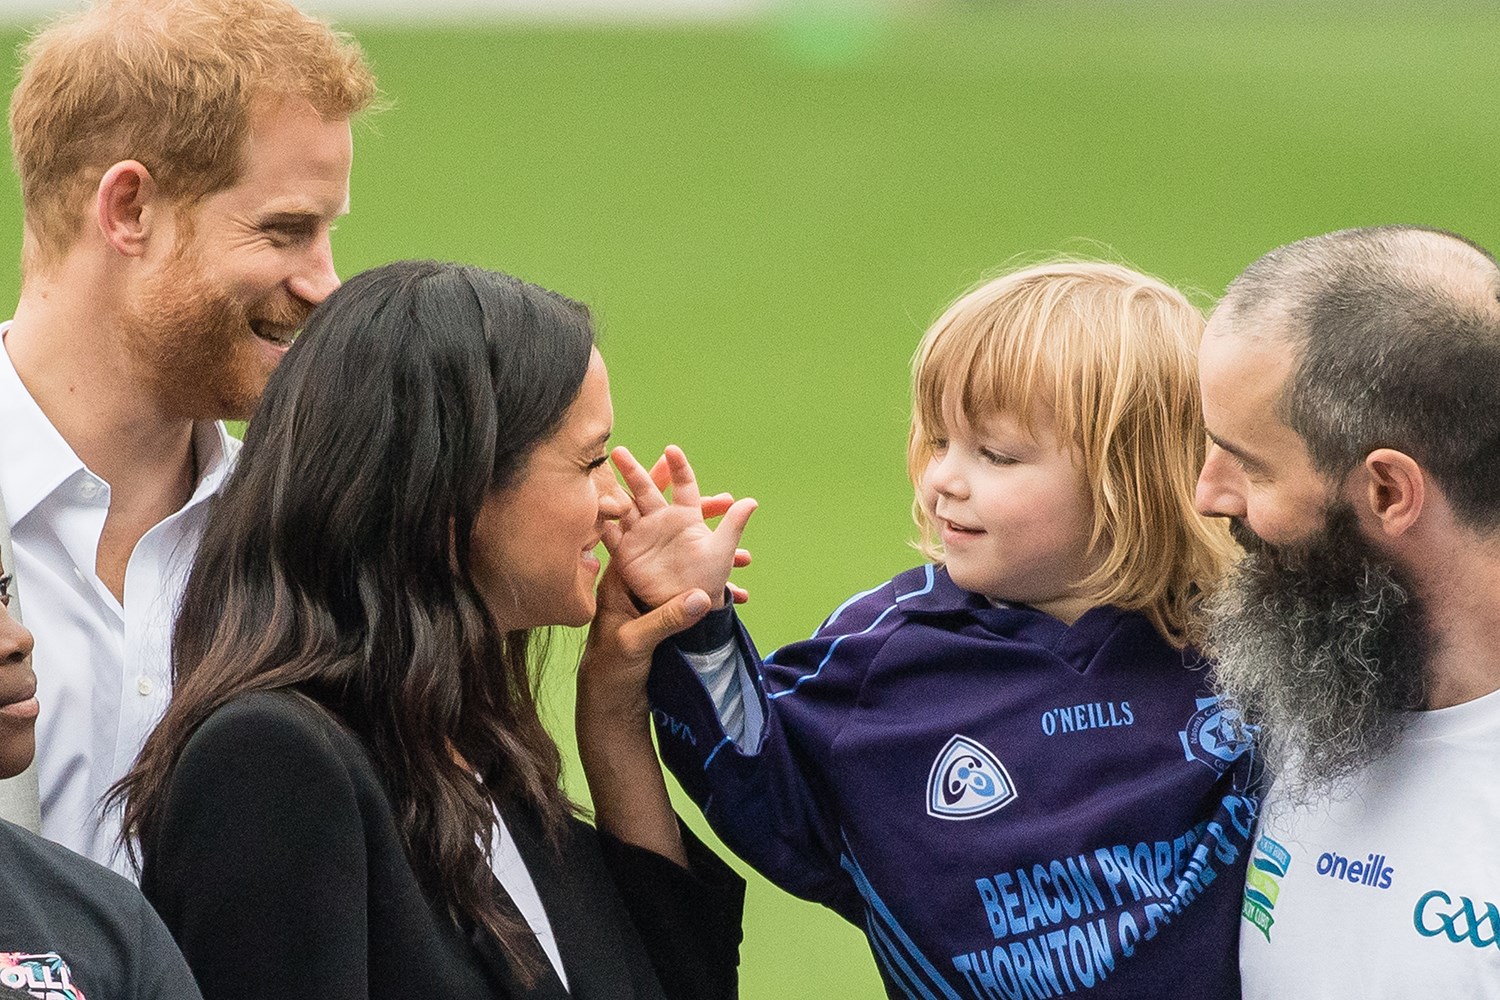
[470,349,630,632]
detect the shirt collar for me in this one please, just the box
[189,419,239,504]
[0,320,89,524]
[891,564,994,615]
[0,320,240,523]
[898,563,1133,647]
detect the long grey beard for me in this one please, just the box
[1204,506,1427,804]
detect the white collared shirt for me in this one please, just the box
[0,321,238,875]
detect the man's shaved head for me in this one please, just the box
[1215,225,1500,529]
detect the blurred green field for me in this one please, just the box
[5,4,1500,996]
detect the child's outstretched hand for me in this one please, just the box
[605,444,757,610]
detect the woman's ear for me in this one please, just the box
[96,160,158,257]
[1359,448,1425,538]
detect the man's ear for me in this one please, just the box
[1359,448,1425,538]
[95,160,159,257]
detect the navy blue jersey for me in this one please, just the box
[649,565,1258,1000]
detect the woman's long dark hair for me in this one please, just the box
[112,260,595,977]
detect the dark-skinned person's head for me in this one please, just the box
[1194,225,1500,800]
[0,563,38,779]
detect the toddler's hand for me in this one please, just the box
[605,445,756,610]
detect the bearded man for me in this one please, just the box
[0,0,376,872]
[1194,224,1500,997]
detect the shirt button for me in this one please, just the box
[79,480,103,500]
[137,677,154,696]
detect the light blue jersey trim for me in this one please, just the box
[896,564,937,602]
[702,736,732,771]
[841,840,960,1000]
[866,912,923,1000]
[820,581,887,632]
[767,604,897,701]
[768,565,936,701]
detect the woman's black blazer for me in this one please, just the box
[140,691,743,1000]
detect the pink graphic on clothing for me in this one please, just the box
[0,953,88,999]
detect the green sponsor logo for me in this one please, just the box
[1242,836,1289,942]
[1243,897,1276,940]
[1245,865,1281,908]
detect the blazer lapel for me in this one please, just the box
[456,799,569,1000]
[500,803,637,1000]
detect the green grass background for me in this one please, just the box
[4,4,1500,995]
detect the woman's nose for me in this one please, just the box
[596,464,631,520]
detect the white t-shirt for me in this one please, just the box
[1240,685,1500,998]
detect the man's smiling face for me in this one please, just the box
[122,96,353,421]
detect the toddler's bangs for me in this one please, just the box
[913,310,1062,446]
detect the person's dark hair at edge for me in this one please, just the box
[1225,224,1500,528]
[111,260,596,980]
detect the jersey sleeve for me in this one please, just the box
[141,698,371,1000]
[649,578,904,922]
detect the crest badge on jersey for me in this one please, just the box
[1179,695,1253,774]
[926,734,1017,820]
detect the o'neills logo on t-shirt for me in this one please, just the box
[1315,851,1395,890]
[0,953,88,999]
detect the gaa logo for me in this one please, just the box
[926,734,1016,820]
[1414,890,1500,950]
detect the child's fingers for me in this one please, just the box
[729,583,750,605]
[648,454,671,493]
[663,445,702,511]
[611,445,668,514]
[714,497,758,549]
[700,492,735,519]
[733,548,752,568]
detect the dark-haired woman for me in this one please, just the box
[112,261,743,1000]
